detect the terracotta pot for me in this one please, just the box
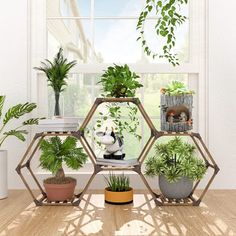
[104,187,133,205]
[44,180,76,201]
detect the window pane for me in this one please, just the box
[47,19,95,63]
[94,20,141,63]
[48,74,102,118]
[47,0,90,17]
[94,0,143,17]
[143,20,189,63]
[142,74,188,119]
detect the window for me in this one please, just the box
[32,0,206,166]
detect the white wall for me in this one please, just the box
[0,0,236,189]
[208,0,236,188]
[0,0,29,189]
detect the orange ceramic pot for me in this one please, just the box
[104,187,133,205]
[44,180,76,201]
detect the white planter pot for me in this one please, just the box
[0,150,8,199]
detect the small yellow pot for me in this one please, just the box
[104,187,133,205]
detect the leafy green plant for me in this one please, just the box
[137,0,188,66]
[104,173,131,192]
[39,136,87,183]
[94,64,142,142]
[95,103,141,141]
[98,64,143,98]
[34,47,77,116]
[0,95,42,148]
[145,137,207,183]
[160,81,194,95]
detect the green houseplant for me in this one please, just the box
[0,95,42,199]
[39,136,87,201]
[137,0,188,66]
[34,47,77,117]
[95,64,143,141]
[145,137,207,199]
[104,173,133,204]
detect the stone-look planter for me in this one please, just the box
[104,187,133,205]
[0,150,8,199]
[44,179,76,201]
[160,94,193,132]
[159,175,193,199]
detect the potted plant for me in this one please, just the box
[98,64,143,98]
[145,137,207,199]
[0,95,42,199]
[160,81,194,132]
[104,173,133,204]
[39,136,87,201]
[95,64,143,142]
[34,47,77,117]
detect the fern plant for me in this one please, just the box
[34,47,77,116]
[104,173,131,192]
[160,81,194,95]
[0,95,42,148]
[145,137,207,183]
[39,136,87,181]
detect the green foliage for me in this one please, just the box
[98,64,143,98]
[39,136,87,176]
[95,103,141,141]
[161,81,194,95]
[145,137,207,183]
[34,47,77,95]
[137,0,188,66]
[0,95,42,148]
[104,173,131,192]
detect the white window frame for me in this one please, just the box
[28,0,208,173]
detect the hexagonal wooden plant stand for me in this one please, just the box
[16,98,219,206]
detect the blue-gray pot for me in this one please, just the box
[159,175,193,199]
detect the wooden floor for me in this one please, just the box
[0,190,236,236]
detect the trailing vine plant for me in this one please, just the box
[137,0,188,66]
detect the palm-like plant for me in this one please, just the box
[34,47,77,116]
[0,95,42,148]
[39,136,87,181]
[145,137,207,183]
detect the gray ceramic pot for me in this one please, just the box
[159,175,193,199]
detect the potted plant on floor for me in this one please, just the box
[0,95,42,199]
[104,173,133,204]
[160,81,194,132]
[145,137,207,199]
[39,136,87,201]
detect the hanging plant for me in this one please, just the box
[137,0,188,66]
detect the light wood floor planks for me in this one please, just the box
[0,190,236,236]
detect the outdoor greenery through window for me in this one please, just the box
[45,0,191,160]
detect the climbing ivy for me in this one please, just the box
[137,0,188,66]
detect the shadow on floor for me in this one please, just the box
[0,192,235,236]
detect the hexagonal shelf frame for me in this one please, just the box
[145,131,220,206]
[16,97,219,206]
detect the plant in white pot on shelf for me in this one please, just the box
[0,96,42,199]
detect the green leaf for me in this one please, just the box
[3,102,37,125]
[22,117,45,126]
[0,95,5,118]
[3,130,28,142]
